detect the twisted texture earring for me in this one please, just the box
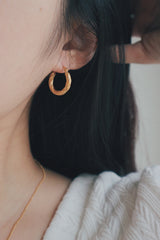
[48,66,72,96]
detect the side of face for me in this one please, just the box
[0,0,59,117]
[0,0,97,118]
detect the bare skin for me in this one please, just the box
[0,0,159,239]
[0,0,96,239]
[0,168,72,240]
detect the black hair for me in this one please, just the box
[29,0,138,180]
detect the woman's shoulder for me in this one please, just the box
[43,165,160,240]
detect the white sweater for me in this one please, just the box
[43,165,160,240]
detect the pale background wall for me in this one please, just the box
[130,38,160,171]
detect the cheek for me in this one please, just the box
[0,1,48,69]
[0,1,55,117]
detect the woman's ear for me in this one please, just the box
[61,24,98,71]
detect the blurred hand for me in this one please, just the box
[113,0,160,64]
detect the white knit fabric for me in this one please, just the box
[43,165,160,240]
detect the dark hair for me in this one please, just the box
[29,0,138,180]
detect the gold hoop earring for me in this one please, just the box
[48,66,72,96]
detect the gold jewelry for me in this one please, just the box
[6,161,46,240]
[48,66,72,96]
